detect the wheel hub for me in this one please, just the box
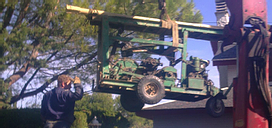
[144,83,158,97]
[214,99,223,113]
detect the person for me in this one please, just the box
[41,74,83,128]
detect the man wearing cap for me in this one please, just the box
[41,75,83,128]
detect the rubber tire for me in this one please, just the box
[206,97,225,118]
[137,75,165,104]
[120,92,144,112]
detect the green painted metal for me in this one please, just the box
[170,87,207,95]
[163,80,174,87]
[210,86,220,96]
[110,58,146,81]
[188,78,204,90]
[191,57,200,72]
[119,71,144,79]
[162,66,177,72]
[105,17,223,34]
[101,16,110,77]
[110,36,184,48]
[177,26,223,35]
[98,17,224,41]
[162,66,177,87]
[110,59,139,79]
[65,6,227,104]
[181,31,188,83]
[106,17,159,27]
[101,80,137,87]
[92,13,222,102]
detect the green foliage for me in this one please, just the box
[0,109,43,128]
[173,0,203,23]
[114,96,153,128]
[0,93,152,128]
[75,94,92,117]
[75,93,128,128]
[0,79,12,109]
[90,93,117,117]
[89,93,130,128]
[0,0,203,107]
[71,111,89,128]
[0,109,89,128]
[75,93,153,128]
[0,92,152,128]
[127,113,153,128]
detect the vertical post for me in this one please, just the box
[159,35,164,47]
[101,16,110,78]
[233,31,270,128]
[97,25,102,85]
[181,30,188,83]
[224,0,271,128]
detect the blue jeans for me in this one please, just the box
[44,120,71,128]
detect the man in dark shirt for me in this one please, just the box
[41,74,83,128]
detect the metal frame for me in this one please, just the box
[89,11,226,101]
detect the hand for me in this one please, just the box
[74,76,81,84]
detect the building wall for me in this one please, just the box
[227,65,237,86]
[219,66,229,88]
[153,112,233,128]
[218,65,237,88]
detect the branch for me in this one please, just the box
[13,0,30,30]
[8,17,88,93]
[44,0,59,28]
[10,51,97,104]
[0,1,5,13]
[16,33,74,98]
[4,62,31,87]
[4,46,39,88]
[4,16,81,89]
[1,6,14,33]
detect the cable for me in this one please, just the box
[247,17,272,128]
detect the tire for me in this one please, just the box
[205,97,225,118]
[137,75,165,104]
[120,92,144,112]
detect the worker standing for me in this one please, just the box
[41,74,83,128]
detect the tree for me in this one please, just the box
[0,0,97,107]
[0,0,202,107]
[75,92,152,128]
[75,93,129,128]
[114,96,153,128]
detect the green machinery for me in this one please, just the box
[67,5,229,117]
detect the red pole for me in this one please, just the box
[224,0,271,127]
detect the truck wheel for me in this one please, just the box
[206,97,225,117]
[120,92,144,112]
[137,75,165,104]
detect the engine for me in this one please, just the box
[138,57,162,75]
[186,56,210,80]
[109,57,162,81]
